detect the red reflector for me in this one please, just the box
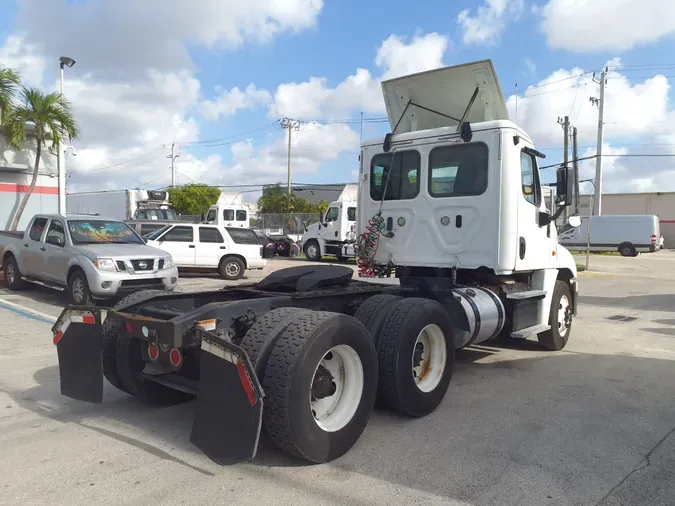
[124,323,133,333]
[169,348,182,367]
[53,331,64,345]
[236,360,257,407]
[148,344,159,361]
[83,315,95,324]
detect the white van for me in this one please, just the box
[558,214,660,257]
[145,224,266,279]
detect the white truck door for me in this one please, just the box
[156,225,197,266]
[515,149,551,270]
[222,208,235,227]
[320,205,340,241]
[196,226,226,267]
[234,208,248,228]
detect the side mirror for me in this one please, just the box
[567,215,582,228]
[555,165,574,207]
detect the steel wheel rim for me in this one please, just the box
[310,344,364,433]
[558,294,571,334]
[72,277,85,302]
[6,263,15,284]
[412,324,447,393]
[226,262,240,277]
[307,244,317,258]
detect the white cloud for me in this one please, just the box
[1,0,325,191]
[539,0,675,52]
[0,35,45,87]
[201,84,272,121]
[269,32,450,120]
[506,60,670,147]
[508,59,675,192]
[457,0,525,46]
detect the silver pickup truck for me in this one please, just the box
[0,214,179,305]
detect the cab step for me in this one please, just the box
[506,290,546,301]
[511,324,550,338]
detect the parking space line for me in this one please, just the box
[0,297,56,325]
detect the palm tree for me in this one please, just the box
[6,87,80,230]
[0,67,21,124]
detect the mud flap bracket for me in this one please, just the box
[189,329,264,465]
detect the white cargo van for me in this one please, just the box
[558,214,660,256]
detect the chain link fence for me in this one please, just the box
[255,213,320,239]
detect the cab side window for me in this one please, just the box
[29,218,48,241]
[324,207,339,223]
[520,151,541,206]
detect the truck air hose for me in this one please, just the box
[356,213,386,277]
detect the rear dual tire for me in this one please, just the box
[240,309,377,463]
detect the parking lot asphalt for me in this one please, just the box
[1,254,674,506]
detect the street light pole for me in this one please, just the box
[580,178,596,271]
[58,56,75,215]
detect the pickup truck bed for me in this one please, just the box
[0,230,24,240]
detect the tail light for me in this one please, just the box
[651,234,657,244]
[169,348,182,368]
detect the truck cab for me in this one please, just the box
[203,204,250,228]
[301,185,358,261]
[358,59,581,345]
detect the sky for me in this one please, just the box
[1,0,675,200]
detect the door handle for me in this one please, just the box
[40,247,46,251]
[189,245,195,248]
[220,246,226,250]
[23,243,29,247]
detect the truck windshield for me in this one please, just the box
[67,220,144,245]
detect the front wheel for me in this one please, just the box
[538,280,573,351]
[68,269,94,306]
[262,311,377,463]
[304,240,321,262]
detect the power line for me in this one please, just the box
[87,144,167,172]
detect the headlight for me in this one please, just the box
[92,258,117,271]
[163,256,174,269]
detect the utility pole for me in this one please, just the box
[591,67,607,215]
[280,118,301,195]
[167,142,180,187]
[572,126,579,215]
[557,115,570,219]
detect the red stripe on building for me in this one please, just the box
[660,220,675,224]
[0,183,58,195]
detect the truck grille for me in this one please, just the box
[131,259,154,271]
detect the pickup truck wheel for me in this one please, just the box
[304,240,321,262]
[262,311,377,463]
[219,257,245,280]
[102,289,167,394]
[68,269,94,306]
[537,281,573,351]
[115,333,194,405]
[3,255,26,290]
[240,307,312,379]
[353,294,403,347]
[377,298,455,417]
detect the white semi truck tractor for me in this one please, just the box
[51,59,581,466]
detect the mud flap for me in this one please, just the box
[190,329,264,464]
[52,308,105,403]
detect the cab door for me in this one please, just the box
[156,225,197,266]
[514,148,552,270]
[320,205,340,241]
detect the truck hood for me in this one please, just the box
[77,243,169,259]
[381,59,509,134]
[301,222,320,242]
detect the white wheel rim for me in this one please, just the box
[6,263,15,283]
[310,344,364,433]
[412,324,447,393]
[307,245,317,258]
[226,262,240,276]
[558,294,571,334]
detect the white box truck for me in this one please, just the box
[558,214,661,256]
[67,189,179,221]
[203,191,251,228]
